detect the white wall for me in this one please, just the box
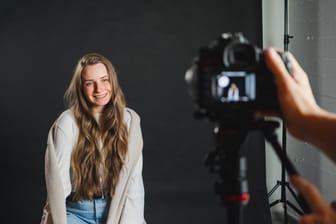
[263,0,336,219]
[262,0,284,215]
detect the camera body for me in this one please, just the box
[186,33,281,126]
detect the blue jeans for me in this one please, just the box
[66,197,111,224]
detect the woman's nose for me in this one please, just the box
[95,82,103,92]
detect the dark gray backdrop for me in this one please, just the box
[0,0,271,223]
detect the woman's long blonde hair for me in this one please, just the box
[64,53,128,200]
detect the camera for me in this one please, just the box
[185,33,284,127]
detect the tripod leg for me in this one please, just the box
[269,199,281,208]
[268,181,281,197]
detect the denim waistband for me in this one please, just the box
[66,197,111,210]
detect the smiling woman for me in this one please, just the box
[41,53,146,224]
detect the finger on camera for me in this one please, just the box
[266,48,293,87]
[286,52,309,82]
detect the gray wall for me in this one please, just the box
[288,0,336,209]
[263,0,336,220]
[262,0,285,212]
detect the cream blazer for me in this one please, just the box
[40,109,146,224]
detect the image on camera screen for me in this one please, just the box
[212,71,256,103]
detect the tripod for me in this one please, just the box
[205,124,250,224]
[205,119,311,224]
[266,1,309,221]
[267,123,310,221]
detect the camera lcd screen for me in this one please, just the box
[212,71,256,103]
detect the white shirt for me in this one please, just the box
[52,109,137,198]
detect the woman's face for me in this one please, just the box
[82,63,112,113]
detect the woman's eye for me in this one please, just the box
[85,82,93,87]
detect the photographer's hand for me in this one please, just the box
[290,175,336,224]
[265,48,319,141]
[264,48,336,162]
